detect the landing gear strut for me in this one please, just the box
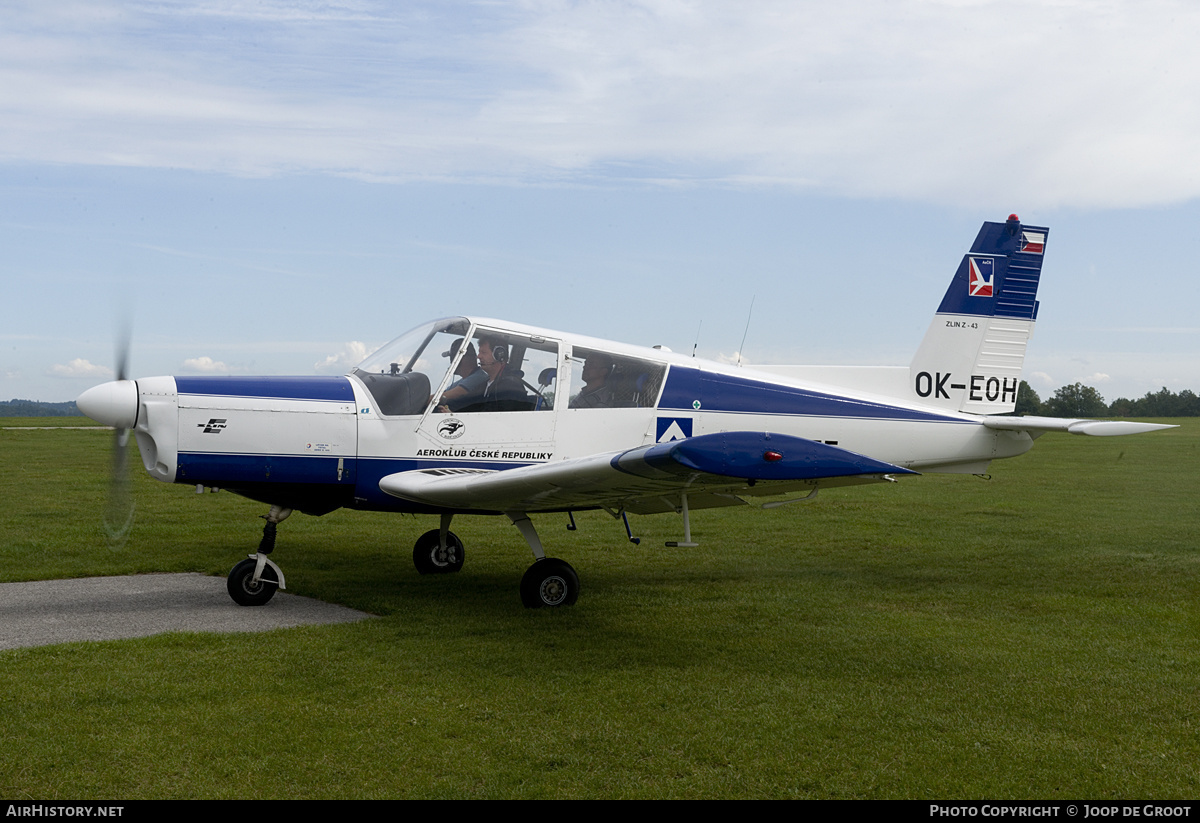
[509,511,579,609]
[226,506,290,607]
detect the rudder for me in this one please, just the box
[909,215,1048,414]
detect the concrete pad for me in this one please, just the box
[0,573,373,650]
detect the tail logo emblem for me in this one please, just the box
[968,257,994,297]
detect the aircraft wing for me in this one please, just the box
[378,431,916,515]
[981,416,1176,436]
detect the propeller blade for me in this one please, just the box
[103,321,135,547]
[104,428,135,547]
[115,317,130,382]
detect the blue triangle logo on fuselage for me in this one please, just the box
[656,417,693,443]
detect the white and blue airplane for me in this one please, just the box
[77,214,1170,609]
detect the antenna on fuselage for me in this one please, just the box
[691,320,702,358]
[736,296,755,367]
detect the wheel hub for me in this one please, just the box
[539,576,567,606]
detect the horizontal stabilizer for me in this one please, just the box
[982,416,1176,436]
[379,432,914,513]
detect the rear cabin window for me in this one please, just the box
[567,348,666,409]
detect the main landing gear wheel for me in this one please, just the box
[227,558,279,607]
[413,529,465,575]
[520,558,579,609]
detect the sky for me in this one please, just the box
[3,0,1200,404]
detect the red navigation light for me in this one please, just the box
[763,450,783,462]
[1007,213,1020,222]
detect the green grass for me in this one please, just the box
[1,419,1197,798]
[0,416,106,427]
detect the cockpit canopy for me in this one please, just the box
[353,317,666,417]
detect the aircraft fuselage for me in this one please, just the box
[119,318,1031,518]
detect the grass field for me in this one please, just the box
[1,418,1197,798]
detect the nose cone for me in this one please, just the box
[78,380,139,428]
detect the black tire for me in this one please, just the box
[413,529,465,575]
[520,558,579,608]
[227,557,279,607]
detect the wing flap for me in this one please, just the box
[379,432,915,513]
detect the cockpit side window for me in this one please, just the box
[453,333,559,413]
[568,348,666,409]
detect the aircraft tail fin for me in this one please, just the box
[909,215,1048,415]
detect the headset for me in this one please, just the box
[480,338,508,364]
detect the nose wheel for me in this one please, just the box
[227,556,281,606]
[226,506,290,606]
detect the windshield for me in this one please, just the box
[353,317,472,416]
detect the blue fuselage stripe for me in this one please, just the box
[177,452,352,485]
[656,368,964,423]
[175,376,356,402]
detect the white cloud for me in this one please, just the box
[714,351,752,367]
[315,341,374,373]
[2,1,1199,208]
[181,356,234,373]
[49,358,112,378]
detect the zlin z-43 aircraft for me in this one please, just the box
[78,215,1171,609]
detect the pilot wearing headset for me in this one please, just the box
[437,338,486,412]
[459,336,529,412]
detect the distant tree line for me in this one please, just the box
[0,399,80,417]
[1015,382,1200,418]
